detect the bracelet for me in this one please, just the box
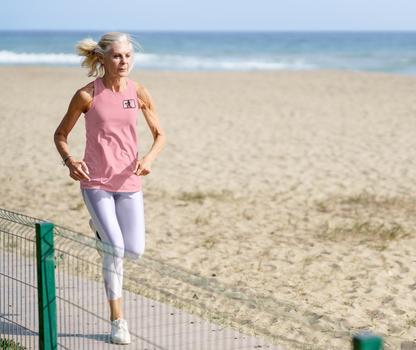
[61,155,72,166]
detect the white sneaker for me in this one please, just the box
[110,318,131,344]
[89,219,104,257]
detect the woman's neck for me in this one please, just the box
[101,74,127,92]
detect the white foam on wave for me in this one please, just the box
[0,50,80,65]
[135,53,314,71]
[0,50,313,71]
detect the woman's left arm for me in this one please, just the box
[133,82,167,176]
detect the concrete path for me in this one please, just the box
[1,251,286,350]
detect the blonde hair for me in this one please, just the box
[75,32,139,77]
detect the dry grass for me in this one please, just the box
[318,221,407,241]
[0,338,27,350]
[314,191,414,247]
[343,191,409,209]
[195,214,211,225]
[176,190,234,203]
[202,236,217,249]
[314,191,415,214]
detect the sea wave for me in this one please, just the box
[0,50,314,71]
[0,50,81,65]
[134,53,314,71]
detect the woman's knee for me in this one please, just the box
[125,245,145,260]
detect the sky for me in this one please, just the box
[1,0,416,32]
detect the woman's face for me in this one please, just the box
[99,42,131,77]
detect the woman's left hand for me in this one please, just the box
[134,158,152,176]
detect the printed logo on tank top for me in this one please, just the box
[123,99,136,109]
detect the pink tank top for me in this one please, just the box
[80,77,142,192]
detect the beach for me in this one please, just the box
[1,66,416,349]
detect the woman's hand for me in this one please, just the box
[66,158,90,181]
[134,158,151,176]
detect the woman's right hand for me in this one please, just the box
[66,158,90,181]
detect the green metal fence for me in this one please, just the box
[1,209,127,349]
[1,209,42,350]
[0,208,383,350]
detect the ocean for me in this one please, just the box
[0,31,415,75]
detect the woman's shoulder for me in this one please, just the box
[78,81,95,100]
[71,81,95,112]
[130,80,153,109]
[130,80,150,98]
[130,79,145,92]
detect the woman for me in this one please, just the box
[54,32,166,344]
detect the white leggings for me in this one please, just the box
[81,189,145,300]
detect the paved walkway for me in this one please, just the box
[1,251,286,350]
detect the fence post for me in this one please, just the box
[36,222,57,350]
[353,332,383,349]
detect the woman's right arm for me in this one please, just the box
[54,86,93,181]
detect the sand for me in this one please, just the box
[1,66,416,349]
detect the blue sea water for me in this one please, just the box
[0,31,415,75]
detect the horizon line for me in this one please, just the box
[1,29,416,33]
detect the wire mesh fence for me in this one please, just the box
[0,208,286,350]
[0,209,41,350]
[0,207,383,349]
